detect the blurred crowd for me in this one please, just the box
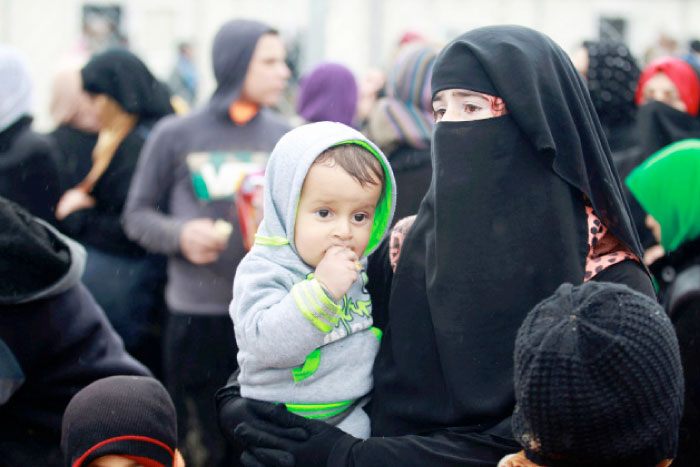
[1,16,700,467]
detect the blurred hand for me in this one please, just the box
[643,244,665,266]
[179,218,227,264]
[55,188,96,220]
[314,246,360,301]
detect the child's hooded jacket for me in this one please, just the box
[231,121,395,416]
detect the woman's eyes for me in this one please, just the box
[431,103,484,121]
[464,103,482,113]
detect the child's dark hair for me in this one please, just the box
[314,144,386,203]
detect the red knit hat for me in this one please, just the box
[635,56,700,116]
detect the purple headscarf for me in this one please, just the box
[296,62,358,126]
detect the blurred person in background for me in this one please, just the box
[626,139,700,466]
[55,49,174,378]
[365,42,439,222]
[354,68,386,129]
[571,40,641,153]
[0,197,150,466]
[169,41,199,108]
[48,66,100,191]
[0,45,62,224]
[123,19,291,467]
[294,62,357,127]
[617,56,700,250]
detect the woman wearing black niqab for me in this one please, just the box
[217,26,654,466]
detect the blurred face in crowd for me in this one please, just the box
[88,93,125,128]
[570,46,589,79]
[640,72,687,113]
[431,89,506,122]
[240,33,290,107]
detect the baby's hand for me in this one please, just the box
[314,246,360,301]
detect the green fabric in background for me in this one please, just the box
[626,138,700,252]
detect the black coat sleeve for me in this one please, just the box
[329,419,518,467]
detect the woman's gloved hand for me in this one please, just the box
[234,401,362,467]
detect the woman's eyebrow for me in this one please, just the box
[452,90,491,100]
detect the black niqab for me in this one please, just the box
[370,25,645,439]
[81,49,174,121]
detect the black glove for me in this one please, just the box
[234,401,362,467]
[216,377,303,466]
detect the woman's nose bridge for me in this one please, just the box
[442,102,461,122]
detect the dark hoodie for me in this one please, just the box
[123,19,291,315]
[0,197,149,465]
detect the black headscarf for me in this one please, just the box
[583,40,640,129]
[81,49,174,120]
[370,25,645,438]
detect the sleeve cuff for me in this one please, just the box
[291,278,342,332]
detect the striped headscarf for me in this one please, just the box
[367,43,439,153]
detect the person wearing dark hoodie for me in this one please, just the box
[0,197,150,466]
[122,19,291,467]
[229,121,395,440]
[0,45,62,224]
[217,25,654,466]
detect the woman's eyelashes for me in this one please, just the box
[432,101,487,121]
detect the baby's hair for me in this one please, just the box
[314,144,386,203]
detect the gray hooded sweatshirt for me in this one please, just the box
[231,122,396,438]
[123,19,291,315]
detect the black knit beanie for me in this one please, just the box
[61,376,177,467]
[512,281,684,467]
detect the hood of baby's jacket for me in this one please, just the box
[257,121,396,258]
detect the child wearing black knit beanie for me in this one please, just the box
[61,375,184,467]
[499,281,684,467]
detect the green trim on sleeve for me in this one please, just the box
[291,285,333,332]
[291,279,343,333]
[309,278,342,311]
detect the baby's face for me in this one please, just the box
[294,161,382,268]
[640,72,687,113]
